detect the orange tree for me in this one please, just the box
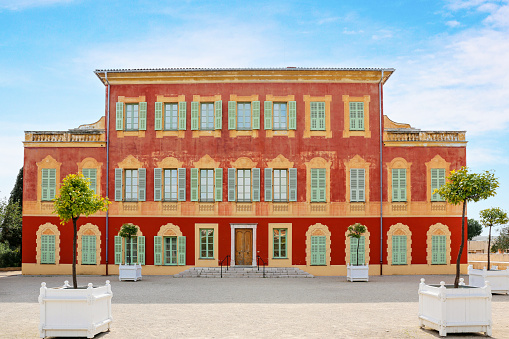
[53,173,110,289]
[479,207,508,270]
[347,223,367,266]
[435,167,498,288]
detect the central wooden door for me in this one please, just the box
[235,228,253,265]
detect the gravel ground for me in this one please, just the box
[1,272,508,338]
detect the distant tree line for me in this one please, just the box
[0,168,22,268]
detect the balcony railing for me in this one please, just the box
[384,130,466,143]
[24,130,106,143]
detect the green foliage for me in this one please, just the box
[467,218,482,240]
[0,242,21,267]
[347,223,366,266]
[491,226,509,253]
[480,207,509,229]
[53,173,110,224]
[9,167,23,206]
[119,223,138,239]
[0,201,22,249]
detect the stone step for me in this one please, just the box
[174,267,314,278]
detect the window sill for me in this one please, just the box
[199,258,215,260]
[303,130,332,139]
[192,130,221,138]
[117,130,145,138]
[272,257,288,260]
[342,130,371,138]
[156,130,185,139]
[229,130,259,138]
[266,130,295,138]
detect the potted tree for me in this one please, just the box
[118,223,142,281]
[346,223,369,282]
[40,173,111,338]
[418,167,498,336]
[468,207,509,294]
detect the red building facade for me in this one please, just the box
[22,68,467,276]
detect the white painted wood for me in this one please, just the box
[346,264,369,282]
[418,278,492,337]
[39,280,112,338]
[119,264,142,281]
[468,264,509,294]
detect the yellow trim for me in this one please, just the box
[304,157,332,203]
[344,155,371,210]
[195,223,219,266]
[303,95,332,138]
[383,141,468,147]
[268,223,292,267]
[193,154,220,169]
[116,96,147,138]
[231,157,257,169]
[192,94,222,138]
[24,142,106,148]
[36,223,60,265]
[386,157,412,215]
[229,94,260,138]
[77,157,103,197]
[345,225,371,265]
[155,94,186,138]
[342,95,371,138]
[425,155,451,202]
[36,155,61,203]
[265,94,296,138]
[426,223,452,266]
[386,223,412,266]
[117,155,144,169]
[305,223,331,267]
[77,223,101,266]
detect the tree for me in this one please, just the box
[119,223,138,265]
[480,207,509,270]
[347,223,367,266]
[53,173,110,289]
[435,167,499,288]
[491,226,509,253]
[9,167,23,206]
[467,218,482,240]
[0,201,22,249]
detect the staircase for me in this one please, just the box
[174,267,313,278]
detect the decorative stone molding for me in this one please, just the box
[267,154,294,169]
[36,155,62,202]
[36,223,60,265]
[304,157,332,203]
[77,157,103,196]
[303,94,332,138]
[342,95,371,138]
[345,224,371,265]
[156,156,183,169]
[386,223,412,265]
[157,223,182,237]
[231,157,257,169]
[426,223,452,266]
[344,155,371,203]
[117,155,144,169]
[305,223,331,267]
[193,154,220,169]
[77,223,101,266]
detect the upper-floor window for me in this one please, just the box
[431,168,446,201]
[154,101,187,131]
[191,101,222,131]
[126,104,139,130]
[349,102,364,131]
[310,168,326,202]
[391,169,407,202]
[116,102,147,131]
[350,168,365,202]
[41,168,56,201]
[228,168,260,202]
[189,168,223,202]
[164,103,178,130]
[264,101,296,131]
[154,168,186,202]
[264,168,298,202]
[273,103,287,130]
[310,102,325,131]
[200,103,214,130]
[114,168,146,202]
[82,168,97,194]
[237,103,252,130]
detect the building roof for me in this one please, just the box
[94,67,395,86]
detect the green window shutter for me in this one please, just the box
[89,235,96,264]
[289,101,297,130]
[114,168,123,201]
[41,234,55,264]
[228,168,236,202]
[178,102,187,130]
[114,236,122,264]
[318,168,326,202]
[264,101,272,130]
[138,168,146,202]
[431,169,446,201]
[228,101,236,130]
[350,169,365,202]
[154,168,162,201]
[400,169,407,201]
[154,102,163,130]
[139,102,147,130]
[350,236,365,265]
[178,236,186,265]
[190,168,199,202]
[214,168,223,202]
[48,168,56,200]
[392,235,400,265]
[82,235,89,264]
[252,101,260,129]
[310,169,318,202]
[439,235,446,264]
[215,100,222,130]
[400,235,407,264]
[311,235,326,266]
[178,168,186,201]
[154,236,163,265]
[349,102,364,130]
[41,169,49,201]
[264,168,272,202]
[116,102,124,130]
[191,102,199,130]
[252,168,260,202]
[392,169,406,202]
[137,236,145,265]
[289,168,297,202]
[310,236,318,265]
[82,168,97,194]
[358,169,365,202]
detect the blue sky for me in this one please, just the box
[1,0,508,234]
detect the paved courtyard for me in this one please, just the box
[1,272,508,338]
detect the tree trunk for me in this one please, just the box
[72,217,78,289]
[488,225,492,270]
[356,237,360,266]
[127,235,131,265]
[454,201,467,288]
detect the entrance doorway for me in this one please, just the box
[230,223,257,266]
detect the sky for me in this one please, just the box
[1,0,508,234]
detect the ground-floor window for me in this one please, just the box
[200,229,214,259]
[391,235,407,265]
[310,235,326,265]
[41,234,55,264]
[431,235,446,264]
[273,228,287,258]
[81,235,96,265]
[350,236,365,265]
[154,235,186,265]
[114,235,145,265]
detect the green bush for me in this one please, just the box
[0,242,21,268]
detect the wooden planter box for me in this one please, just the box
[119,264,142,281]
[468,264,509,294]
[418,278,492,337]
[346,264,369,282]
[39,280,112,338]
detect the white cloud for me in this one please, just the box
[467,146,509,166]
[0,0,73,10]
[372,29,393,40]
[446,20,461,27]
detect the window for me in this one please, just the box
[228,101,260,130]
[350,236,365,265]
[164,169,178,201]
[154,101,187,131]
[228,168,260,202]
[310,235,326,265]
[264,101,296,130]
[199,169,214,201]
[81,235,96,265]
[200,229,214,259]
[273,228,287,258]
[200,103,214,130]
[391,169,406,202]
[350,168,365,202]
[126,236,138,264]
[190,168,223,202]
[82,168,97,194]
[41,168,56,201]
[392,235,407,265]
[431,235,446,264]
[273,169,288,202]
[115,101,147,131]
[431,168,446,201]
[191,100,222,131]
[114,235,145,265]
[349,102,364,131]
[310,168,326,202]
[154,168,186,202]
[41,234,55,264]
[237,103,251,130]
[114,168,146,202]
[164,103,178,130]
[310,102,325,131]
[154,235,186,265]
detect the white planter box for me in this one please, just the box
[418,278,492,337]
[346,264,369,282]
[469,264,509,294]
[119,264,142,281]
[39,280,112,338]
